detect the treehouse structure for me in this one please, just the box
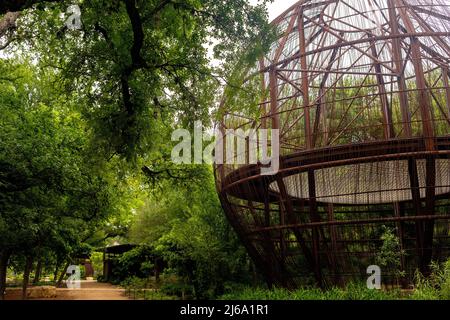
[215,0,450,288]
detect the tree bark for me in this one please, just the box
[250,261,258,287]
[33,259,42,284]
[154,258,160,282]
[0,12,19,38]
[22,255,33,300]
[56,261,70,288]
[0,250,11,300]
[53,260,61,282]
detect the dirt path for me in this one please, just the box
[5,280,129,300]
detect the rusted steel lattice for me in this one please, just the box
[214,0,450,288]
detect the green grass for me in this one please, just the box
[220,260,450,300]
[219,283,403,300]
[119,259,450,300]
[125,288,178,300]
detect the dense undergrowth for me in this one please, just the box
[219,259,450,300]
[219,283,402,300]
[118,258,450,300]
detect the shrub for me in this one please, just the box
[121,276,148,289]
[160,282,192,298]
[375,226,406,282]
[109,246,157,283]
[219,283,402,300]
[410,259,450,300]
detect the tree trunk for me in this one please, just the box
[250,261,258,287]
[0,250,11,301]
[33,259,42,284]
[56,261,71,288]
[154,258,160,282]
[53,261,61,282]
[0,12,20,38]
[22,256,33,300]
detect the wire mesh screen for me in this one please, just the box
[215,0,450,288]
[269,158,450,204]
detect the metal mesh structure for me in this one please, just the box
[214,0,450,288]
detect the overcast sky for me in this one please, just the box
[250,0,300,21]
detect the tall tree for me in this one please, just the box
[0,60,138,299]
[1,0,274,160]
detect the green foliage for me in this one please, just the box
[121,276,151,289]
[1,0,274,299]
[109,246,156,283]
[1,61,103,254]
[121,275,182,300]
[411,260,450,300]
[129,169,254,299]
[0,58,142,295]
[159,280,193,298]
[375,226,406,279]
[11,0,274,159]
[90,252,104,278]
[219,282,402,300]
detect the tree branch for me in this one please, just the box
[150,0,172,16]
[0,0,60,15]
[117,1,146,122]
[123,0,145,71]
[0,11,19,38]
